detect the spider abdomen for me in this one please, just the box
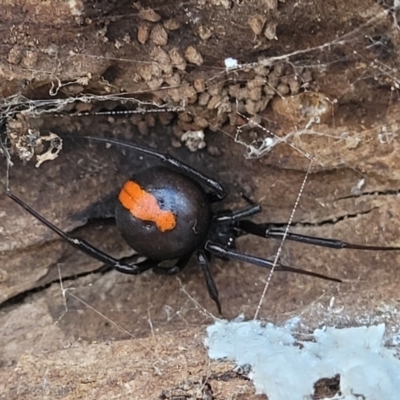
[115,166,212,260]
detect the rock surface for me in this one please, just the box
[1,0,400,398]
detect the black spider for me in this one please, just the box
[7,136,400,313]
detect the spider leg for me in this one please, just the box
[83,136,227,201]
[205,240,342,282]
[7,191,152,275]
[215,204,262,222]
[197,250,221,314]
[151,252,193,275]
[236,220,400,251]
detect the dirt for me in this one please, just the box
[1,0,400,399]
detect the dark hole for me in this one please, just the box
[312,374,340,399]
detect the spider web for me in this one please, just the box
[1,1,400,397]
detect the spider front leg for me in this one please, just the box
[236,220,400,251]
[83,136,227,201]
[6,191,153,275]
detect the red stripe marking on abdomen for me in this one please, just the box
[118,180,176,232]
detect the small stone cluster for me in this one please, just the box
[123,4,309,147]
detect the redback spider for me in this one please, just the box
[6,136,400,313]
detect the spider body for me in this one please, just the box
[115,166,211,260]
[7,135,400,313]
